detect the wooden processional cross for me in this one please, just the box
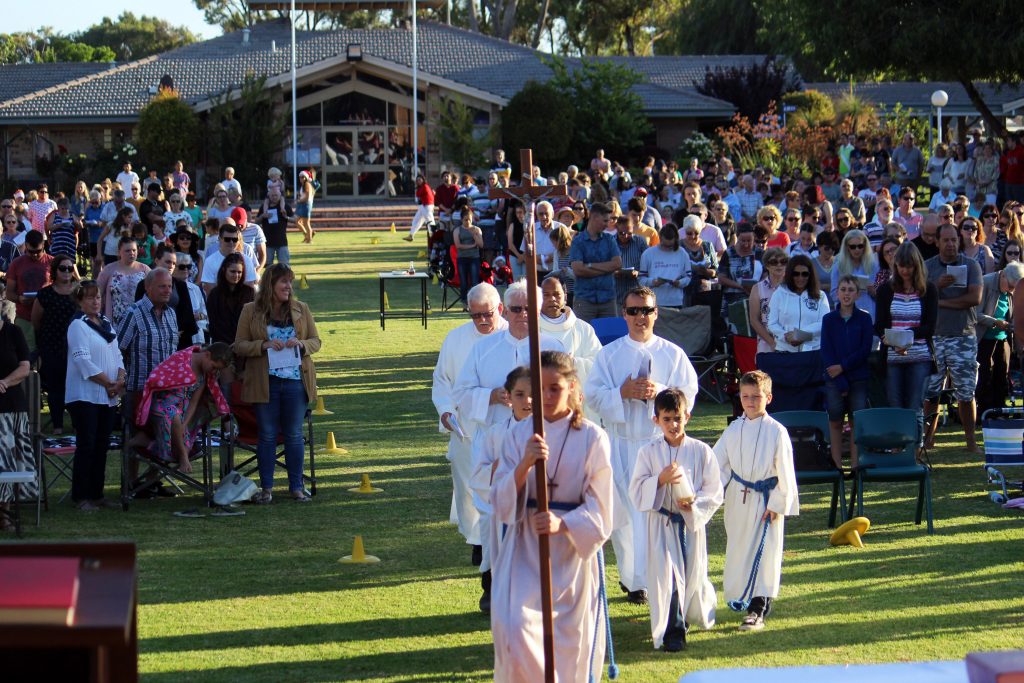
[489,150,566,683]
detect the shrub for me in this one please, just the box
[677,132,716,166]
[501,81,574,170]
[782,90,835,127]
[136,91,198,175]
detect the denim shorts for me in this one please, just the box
[824,378,869,422]
[925,335,979,401]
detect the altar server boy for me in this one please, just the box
[629,389,722,651]
[713,371,799,631]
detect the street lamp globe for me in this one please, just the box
[931,90,949,108]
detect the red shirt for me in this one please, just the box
[416,182,435,206]
[434,183,458,211]
[766,231,791,249]
[1004,146,1024,185]
[7,252,53,319]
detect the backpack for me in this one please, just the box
[788,426,836,471]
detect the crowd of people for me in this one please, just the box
[0,163,322,524]
[428,132,1024,674]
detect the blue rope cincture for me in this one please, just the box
[527,498,618,681]
[725,472,778,613]
[657,507,689,574]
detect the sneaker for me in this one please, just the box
[626,589,648,606]
[402,234,414,242]
[739,614,765,631]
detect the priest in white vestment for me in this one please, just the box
[491,351,613,683]
[713,371,799,630]
[584,286,698,603]
[629,389,722,650]
[432,283,507,560]
[538,275,603,386]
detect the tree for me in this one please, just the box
[761,0,1024,136]
[204,74,287,197]
[501,81,574,170]
[665,0,765,55]
[76,13,199,61]
[696,55,801,121]
[438,97,497,173]
[550,0,683,56]
[137,91,200,174]
[545,57,651,162]
[782,90,834,127]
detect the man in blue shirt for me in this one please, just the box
[569,202,621,322]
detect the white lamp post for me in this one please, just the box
[931,90,949,146]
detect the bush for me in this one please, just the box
[136,92,198,175]
[677,132,716,166]
[782,90,834,127]
[439,96,496,174]
[501,81,574,170]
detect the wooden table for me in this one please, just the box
[378,271,429,330]
[0,541,138,682]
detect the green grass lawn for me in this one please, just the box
[22,231,1024,682]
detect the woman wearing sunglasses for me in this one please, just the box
[767,255,830,353]
[959,217,995,274]
[31,255,80,435]
[749,247,788,353]
[832,229,879,320]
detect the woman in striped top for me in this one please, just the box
[874,242,939,443]
[46,196,80,258]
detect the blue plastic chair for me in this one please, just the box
[851,408,933,534]
[773,410,847,528]
[590,317,628,346]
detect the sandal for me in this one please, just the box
[291,490,312,503]
[251,490,273,505]
[77,500,100,512]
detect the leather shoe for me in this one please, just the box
[626,589,648,606]
[471,545,483,567]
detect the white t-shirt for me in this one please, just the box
[116,171,139,192]
[201,248,259,286]
[222,178,242,196]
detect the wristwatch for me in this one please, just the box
[586,262,592,269]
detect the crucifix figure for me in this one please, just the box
[488,150,565,683]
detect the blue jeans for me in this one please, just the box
[254,376,308,491]
[267,245,290,266]
[887,360,931,442]
[457,257,481,301]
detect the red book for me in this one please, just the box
[0,557,80,625]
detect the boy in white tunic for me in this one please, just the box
[470,365,531,613]
[491,351,614,683]
[584,286,698,605]
[713,371,799,631]
[629,389,722,651]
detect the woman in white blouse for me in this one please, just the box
[767,254,831,352]
[65,280,125,511]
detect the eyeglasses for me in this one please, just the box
[57,265,76,273]
[624,306,656,317]
[847,243,866,250]
[684,231,700,237]
[792,270,810,278]
[216,193,227,198]
[785,216,799,223]
[760,216,776,223]
[982,212,998,219]
[177,234,193,240]
[222,237,239,243]
[0,204,11,209]
[176,264,191,271]
[900,195,915,201]
[961,224,979,232]
[170,199,182,204]
[767,258,788,266]
[1006,250,1021,257]
[469,308,496,320]
[507,305,530,314]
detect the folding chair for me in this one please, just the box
[120,417,215,511]
[41,440,76,506]
[773,410,847,528]
[590,317,628,346]
[850,408,933,533]
[440,244,464,312]
[221,383,317,495]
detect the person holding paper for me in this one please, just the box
[975,261,1024,416]
[875,242,939,452]
[432,283,507,566]
[923,224,984,453]
[234,263,321,503]
[767,255,830,353]
[832,229,879,320]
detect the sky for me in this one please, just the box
[6,1,221,40]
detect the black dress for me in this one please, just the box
[36,285,78,430]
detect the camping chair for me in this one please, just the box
[725,335,759,418]
[654,305,731,404]
[591,317,628,346]
[120,410,216,511]
[221,383,317,496]
[773,410,847,527]
[850,408,933,533]
[980,407,1024,504]
[440,244,464,311]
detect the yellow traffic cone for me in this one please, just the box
[348,473,383,494]
[390,222,397,234]
[311,396,333,416]
[340,535,380,564]
[321,431,349,455]
[299,274,310,290]
[830,517,871,548]
[370,236,381,245]
[417,250,427,258]
[383,292,390,310]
